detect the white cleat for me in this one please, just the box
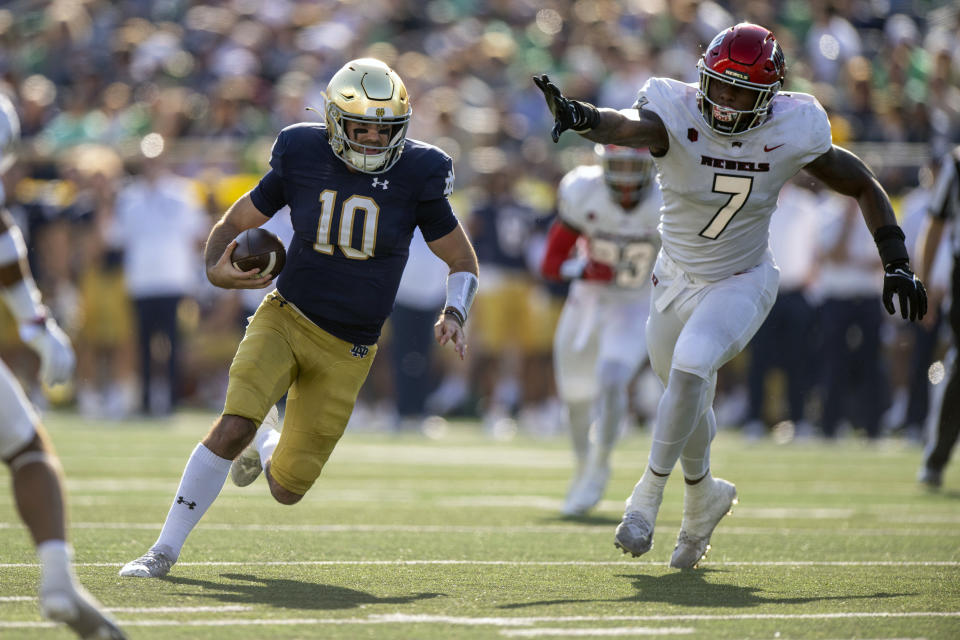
[118,548,175,578]
[614,509,655,557]
[41,583,127,639]
[562,463,610,516]
[230,405,279,487]
[670,477,737,569]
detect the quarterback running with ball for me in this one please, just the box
[535,22,926,568]
[120,58,478,578]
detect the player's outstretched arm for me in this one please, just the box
[427,223,478,359]
[532,74,668,152]
[804,145,927,321]
[205,192,275,290]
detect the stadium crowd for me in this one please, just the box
[0,0,957,443]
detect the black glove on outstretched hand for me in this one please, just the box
[874,224,927,321]
[532,74,600,143]
[883,262,927,321]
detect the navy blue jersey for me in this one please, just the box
[250,123,458,344]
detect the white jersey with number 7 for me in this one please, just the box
[634,77,832,281]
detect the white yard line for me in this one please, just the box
[0,611,957,631]
[0,522,951,537]
[501,628,696,637]
[2,559,958,569]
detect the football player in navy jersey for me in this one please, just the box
[120,58,478,578]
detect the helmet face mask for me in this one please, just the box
[696,23,785,136]
[323,58,411,174]
[594,143,654,208]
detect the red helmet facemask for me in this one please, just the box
[696,23,786,136]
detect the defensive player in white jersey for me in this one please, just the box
[0,95,126,638]
[535,22,927,568]
[541,144,661,516]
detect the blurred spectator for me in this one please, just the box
[469,169,558,437]
[742,179,819,440]
[68,144,137,420]
[113,141,206,416]
[389,228,449,432]
[885,158,953,441]
[812,193,888,439]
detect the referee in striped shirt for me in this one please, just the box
[916,145,960,488]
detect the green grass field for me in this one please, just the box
[1,410,959,639]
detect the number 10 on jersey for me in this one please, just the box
[314,190,381,259]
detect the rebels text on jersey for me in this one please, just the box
[250,123,458,345]
[633,78,832,281]
[557,164,662,291]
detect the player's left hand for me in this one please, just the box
[435,312,467,360]
[21,316,76,386]
[533,74,597,143]
[882,262,927,322]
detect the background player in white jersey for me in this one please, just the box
[541,144,661,516]
[535,22,927,568]
[0,94,126,638]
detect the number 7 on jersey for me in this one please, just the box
[699,174,753,240]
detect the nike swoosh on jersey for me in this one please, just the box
[763,143,785,152]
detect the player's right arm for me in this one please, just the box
[533,75,668,154]
[204,192,275,289]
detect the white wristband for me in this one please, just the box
[443,271,478,325]
[1,278,46,325]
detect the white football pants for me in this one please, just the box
[645,249,779,477]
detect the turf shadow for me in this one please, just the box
[616,570,908,608]
[550,513,623,526]
[163,573,444,610]
[498,569,908,610]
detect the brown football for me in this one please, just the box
[231,228,286,278]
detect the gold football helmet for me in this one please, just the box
[323,58,411,174]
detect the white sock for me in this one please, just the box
[153,444,231,559]
[256,427,281,468]
[685,469,714,498]
[624,467,668,513]
[37,539,74,594]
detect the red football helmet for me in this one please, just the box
[697,23,786,135]
[594,143,654,208]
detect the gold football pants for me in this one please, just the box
[224,291,376,495]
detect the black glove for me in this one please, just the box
[873,224,927,322]
[883,262,927,321]
[533,74,600,143]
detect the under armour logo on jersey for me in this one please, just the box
[371,178,390,190]
[177,496,197,510]
[351,344,369,358]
